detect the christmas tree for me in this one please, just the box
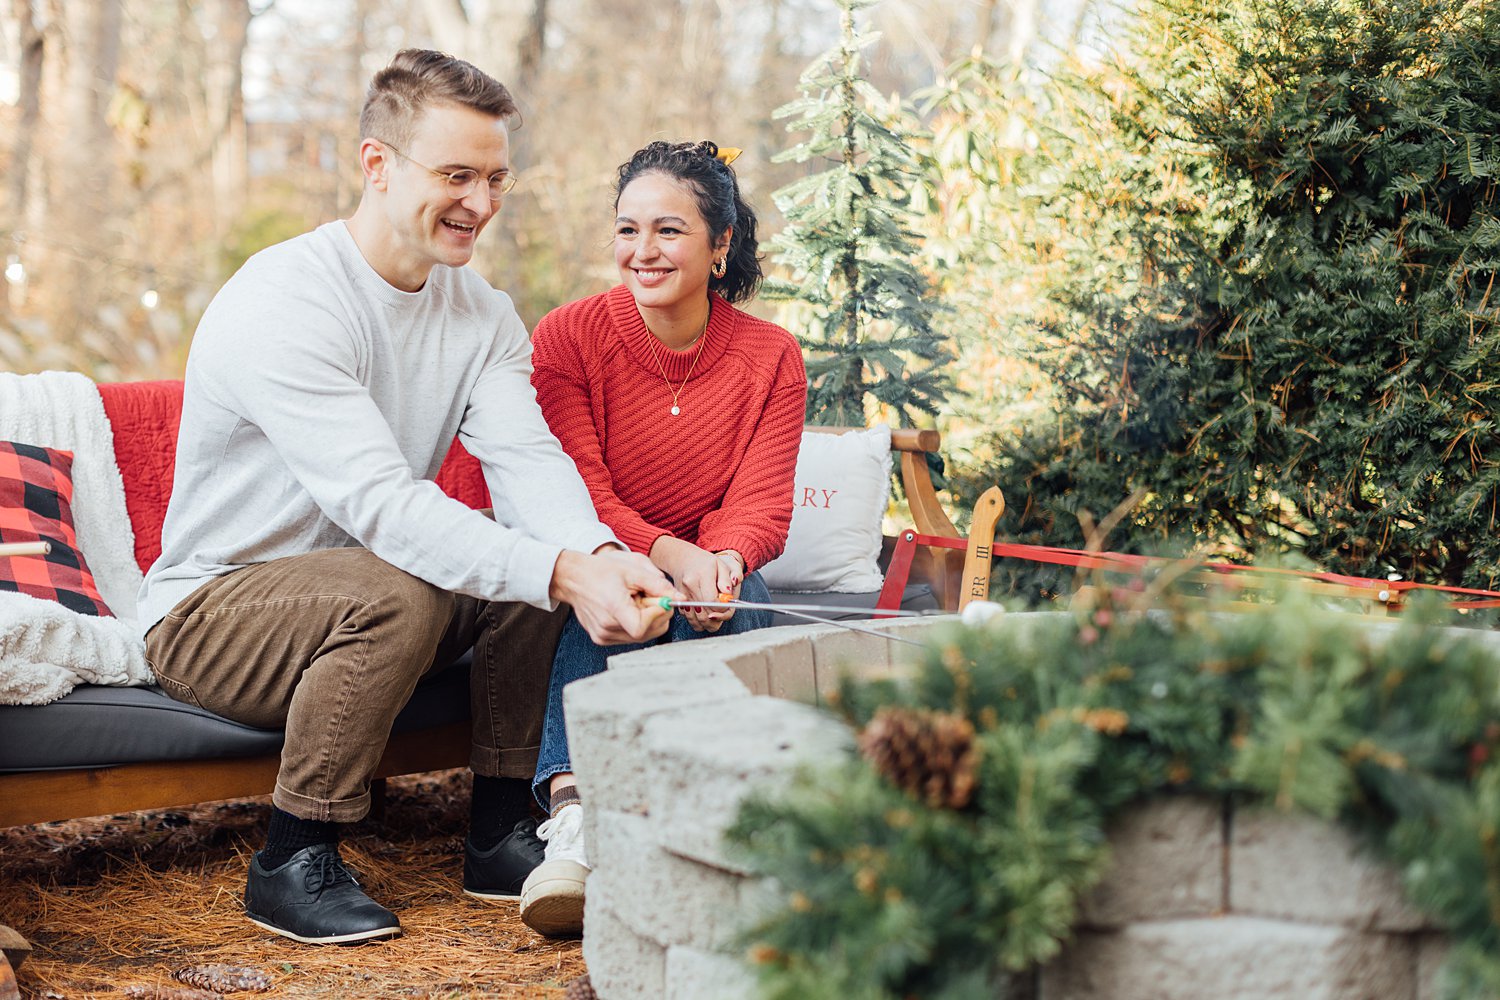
[766,0,952,427]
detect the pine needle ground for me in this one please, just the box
[0,769,584,998]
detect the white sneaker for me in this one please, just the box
[519,803,589,937]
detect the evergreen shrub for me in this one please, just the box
[958,0,1500,598]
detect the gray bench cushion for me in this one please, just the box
[0,586,936,774]
[764,583,937,627]
[0,655,472,773]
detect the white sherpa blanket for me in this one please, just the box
[0,590,152,704]
[0,370,152,704]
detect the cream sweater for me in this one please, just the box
[138,221,616,630]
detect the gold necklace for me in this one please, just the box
[644,305,711,416]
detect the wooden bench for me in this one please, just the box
[0,426,974,831]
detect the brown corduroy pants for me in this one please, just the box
[144,546,568,823]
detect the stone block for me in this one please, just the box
[566,661,750,816]
[726,650,771,695]
[632,628,821,695]
[1416,934,1451,1000]
[867,615,951,673]
[583,882,666,1000]
[734,872,786,930]
[590,809,748,950]
[665,945,759,1000]
[765,635,817,704]
[812,627,894,701]
[643,697,852,871]
[1079,795,1225,928]
[1038,917,1416,1000]
[601,639,753,676]
[871,613,954,636]
[1230,807,1435,931]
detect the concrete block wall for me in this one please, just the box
[1043,798,1444,1000]
[568,614,1451,1000]
[570,618,915,1000]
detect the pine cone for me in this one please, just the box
[563,974,598,1000]
[173,965,272,993]
[122,986,223,1000]
[858,707,980,809]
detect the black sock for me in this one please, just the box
[261,807,338,868]
[549,785,581,816]
[469,775,535,851]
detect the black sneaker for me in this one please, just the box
[244,844,401,945]
[463,817,545,900]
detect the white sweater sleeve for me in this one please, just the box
[458,306,620,557]
[203,297,568,608]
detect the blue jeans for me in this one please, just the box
[532,571,773,807]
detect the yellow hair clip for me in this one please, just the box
[715,147,743,166]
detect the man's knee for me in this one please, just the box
[333,550,465,647]
[334,548,441,601]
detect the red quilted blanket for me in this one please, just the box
[96,381,491,573]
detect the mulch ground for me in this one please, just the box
[0,769,585,999]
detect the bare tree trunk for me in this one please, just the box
[420,0,535,85]
[42,0,122,354]
[1,0,44,326]
[655,0,723,126]
[508,0,550,172]
[340,0,375,216]
[419,0,550,152]
[514,0,550,99]
[424,0,554,291]
[420,0,474,60]
[752,0,786,167]
[205,0,252,241]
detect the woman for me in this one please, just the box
[519,140,806,936]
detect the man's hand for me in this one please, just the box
[549,547,676,644]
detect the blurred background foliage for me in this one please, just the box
[0,0,1104,378]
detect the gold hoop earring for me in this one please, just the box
[712,257,727,279]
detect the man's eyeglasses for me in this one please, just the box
[377,140,518,200]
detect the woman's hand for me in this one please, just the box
[650,537,742,632]
[714,549,745,603]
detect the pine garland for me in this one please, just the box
[728,590,1500,999]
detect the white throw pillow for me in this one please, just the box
[759,425,891,593]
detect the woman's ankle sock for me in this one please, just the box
[549,784,581,816]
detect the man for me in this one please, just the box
[137,49,673,945]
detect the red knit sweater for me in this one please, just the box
[530,284,806,571]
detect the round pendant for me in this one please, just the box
[670,405,681,415]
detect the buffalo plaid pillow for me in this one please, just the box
[0,441,114,617]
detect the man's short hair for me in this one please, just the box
[360,49,519,149]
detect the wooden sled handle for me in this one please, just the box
[959,487,1004,612]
